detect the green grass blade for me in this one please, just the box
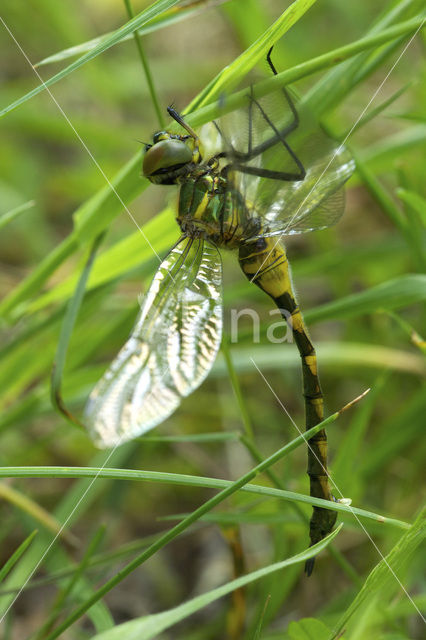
[0,201,35,231]
[397,188,426,225]
[341,83,412,136]
[221,336,255,440]
[0,483,76,546]
[0,531,37,584]
[33,526,110,640]
[210,343,426,377]
[361,389,425,477]
[187,17,425,124]
[221,0,270,47]
[91,528,343,640]
[35,1,227,68]
[0,235,78,321]
[305,274,426,324]
[27,208,176,313]
[252,598,271,640]
[0,445,135,619]
[362,124,426,171]
[0,151,143,321]
[356,152,426,270]
[397,187,426,268]
[0,0,181,119]
[382,310,426,353]
[332,378,387,494]
[303,0,424,114]
[288,618,331,640]
[329,508,425,640]
[123,0,164,129]
[0,468,409,529]
[187,0,319,110]
[51,233,104,428]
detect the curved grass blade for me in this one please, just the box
[383,310,426,353]
[329,508,425,640]
[33,526,108,640]
[0,531,37,584]
[0,467,410,528]
[0,483,77,546]
[353,151,426,270]
[361,389,425,478]
[362,124,426,171]
[211,343,426,378]
[305,274,426,324]
[0,0,181,119]
[91,527,343,640]
[35,1,228,68]
[0,201,35,231]
[0,152,143,320]
[187,17,425,126]
[0,446,134,623]
[51,232,105,429]
[397,188,426,225]
[186,0,319,111]
[303,0,425,115]
[123,0,164,129]
[26,207,176,314]
[341,82,411,136]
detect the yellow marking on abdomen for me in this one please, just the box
[304,355,318,374]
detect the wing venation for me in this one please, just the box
[85,237,223,448]
[201,88,355,237]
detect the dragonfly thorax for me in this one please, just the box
[177,169,261,249]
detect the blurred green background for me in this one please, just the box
[0,1,425,638]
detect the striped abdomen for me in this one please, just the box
[238,236,337,572]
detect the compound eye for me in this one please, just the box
[143,139,193,177]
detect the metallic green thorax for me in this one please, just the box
[177,170,261,248]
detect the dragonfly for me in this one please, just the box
[85,50,355,572]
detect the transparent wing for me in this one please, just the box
[85,236,223,448]
[247,133,354,236]
[201,88,355,237]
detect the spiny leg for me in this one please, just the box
[266,46,300,134]
[166,105,203,161]
[211,92,305,181]
[209,49,305,179]
[238,237,337,575]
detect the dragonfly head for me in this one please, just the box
[143,131,202,185]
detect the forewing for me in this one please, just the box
[85,237,223,448]
[201,88,355,236]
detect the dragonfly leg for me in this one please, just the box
[238,237,337,574]
[167,105,199,140]
[212,92,305,182]
[209,50,306,180]
[266,46,300,136]
[245,84,305,179]
[166,105,203,160]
